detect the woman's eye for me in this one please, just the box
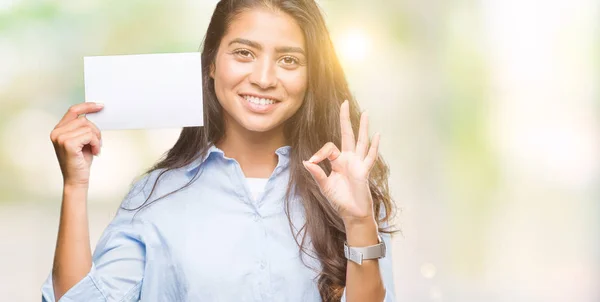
[280,56,299,65]
[234,49,254,59]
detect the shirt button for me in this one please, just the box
[260,261,266,269]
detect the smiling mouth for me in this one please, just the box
[240,94,280,105]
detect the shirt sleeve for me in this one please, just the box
[340,230,396,302]
[41,181,149,302]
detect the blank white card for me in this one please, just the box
[84,52,204,130]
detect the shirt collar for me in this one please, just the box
[185,144,221,174]
[185,144,292,174]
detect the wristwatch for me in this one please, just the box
[344,235,386,265]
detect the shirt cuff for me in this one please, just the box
[41,263,106,302]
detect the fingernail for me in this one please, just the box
[95,102,104,107]
[308,156,317,163]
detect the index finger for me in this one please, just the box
[56,102,104,128]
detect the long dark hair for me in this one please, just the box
[125,1,396,301]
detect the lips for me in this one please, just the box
[239,94,280,113]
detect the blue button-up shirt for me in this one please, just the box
[42,145,396,301]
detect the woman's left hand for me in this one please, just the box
[303,100,380,227]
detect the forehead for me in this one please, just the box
[224,8,305,48]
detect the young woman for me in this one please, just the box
[42,0,396,301]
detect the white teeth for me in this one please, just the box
[243,95,276,105]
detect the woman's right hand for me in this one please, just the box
[50,102,104,188]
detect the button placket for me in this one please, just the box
[228,160,254,205]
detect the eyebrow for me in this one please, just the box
[228,38,305,55]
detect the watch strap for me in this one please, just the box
[344,235,386,265]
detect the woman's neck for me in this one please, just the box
[216,118,288,178]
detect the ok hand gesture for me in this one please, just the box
[303,100,380,227]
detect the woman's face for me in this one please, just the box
[211,8,308,134]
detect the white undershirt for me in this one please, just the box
[245,177,269,201]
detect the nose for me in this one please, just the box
[248,57,277,89]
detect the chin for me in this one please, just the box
[242,123,276,133]
[242,116,288,133]
[236,114,283,133]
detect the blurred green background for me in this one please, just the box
[1,0,598,301]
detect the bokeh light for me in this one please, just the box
[335,29,370,63]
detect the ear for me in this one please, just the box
[209,62,215,79]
